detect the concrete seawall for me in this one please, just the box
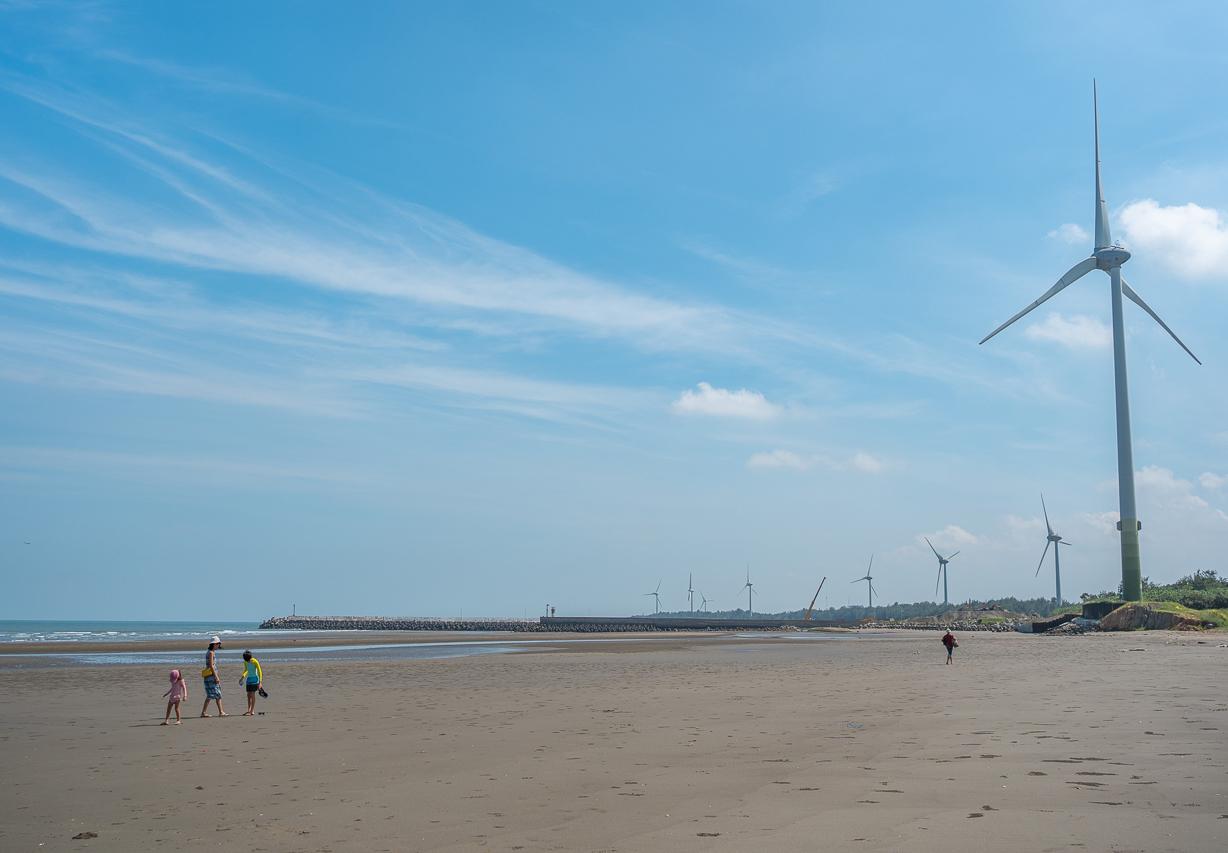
[259,615,854,633]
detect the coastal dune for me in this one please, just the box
[1,630,1225,852]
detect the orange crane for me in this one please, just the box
[803,577,828,621]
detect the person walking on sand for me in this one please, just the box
[162,669,188,725]
[942,629,958,665]
[239,650,263,716]
[200,635,227,717]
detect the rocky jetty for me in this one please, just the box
[260,616,545,632]
[862,618,1022,632]
[861,607,1029,632]
[260,615,845,633]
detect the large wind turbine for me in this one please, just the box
[979,83,1200,601]
[851,555,877,607]
[688,572,695,613]
[1035,494,1071,603]
[742,566,755,614]
[644,580,661,614]
[925,537,959,606]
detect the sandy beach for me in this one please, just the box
[2,630,1225,852]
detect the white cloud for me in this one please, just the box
[919,525,978,551]
[1118,199,1228,280]
[1137,465,1210,510]
[673,382,780,420]
[1024,312,1111,349]
[1134,466,1228,526]
[1004,514,1045,536]
[1048,223,1089,245]
[1082,510,1120,536]
[1200,472,1227,490]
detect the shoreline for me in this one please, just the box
[0,625,866,658]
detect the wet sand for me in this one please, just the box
[1,630,1225,852]
[0,629,736,657]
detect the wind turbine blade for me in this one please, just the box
[655,579,662,594]
[1041,493,1053,536]
[935,566,943,597]
[1121,277,1202,364]
[1061,540,1073,546]
[924,537,942,560]
[867,553,874,573]
[1094,80,1113,250]
[947,551,960,560]
[979,257,1098,345]
[1035,539,1052,576]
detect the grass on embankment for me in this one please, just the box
[1143,600,1228,629]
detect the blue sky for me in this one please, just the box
[1,1,1225,621]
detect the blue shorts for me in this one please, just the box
[204,677,222,700]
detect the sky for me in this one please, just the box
[1,1,1225,621]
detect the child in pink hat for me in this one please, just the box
[162,669,188,725]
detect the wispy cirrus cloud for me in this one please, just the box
[342,363,652,426]
[0,77,743,354]
[0,445,369,489]
[746,448,885,473]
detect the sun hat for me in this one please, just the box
[210,635,222,645]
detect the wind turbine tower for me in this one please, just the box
[1036,494,1071,603]
[925,537,960,606]
[743,566,755,614]
[979,83,1200,601]
[851,555,877,608]
[688,572,695,613]
[644,580,661,614]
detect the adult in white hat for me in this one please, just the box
[199,635,228,717]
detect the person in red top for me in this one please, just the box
[941,630,958,664]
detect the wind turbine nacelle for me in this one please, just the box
[1094,247,1131,270]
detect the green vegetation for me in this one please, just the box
[1142,600,1228,629]
[656,573,1228,626]
[666,595,1068,623]
[1081,569,1228,610]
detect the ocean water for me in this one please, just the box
[0,619,268,644]
[0,634,678,667]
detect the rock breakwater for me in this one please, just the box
[260,616,545,632]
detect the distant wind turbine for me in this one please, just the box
[1035,494,1071,603]
[699,591,710,612]
[644,580,661,614]
[688,572,695,613]
[742,566,755,614]
[979,82,1200,602]
[851,555,877,608]
[925,537,959,606]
